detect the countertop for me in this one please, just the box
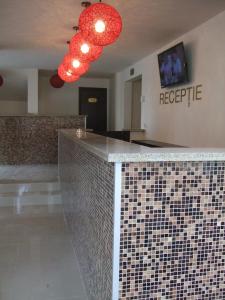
[132,140,183,148]
[60,129,225,163]
[0,115,86,117]
[122,129,145,132]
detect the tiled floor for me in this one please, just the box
[0,165,87,300]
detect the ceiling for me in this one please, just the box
[0,0,225,75]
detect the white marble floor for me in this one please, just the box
[0,165,87,300]
[0,164,59,183]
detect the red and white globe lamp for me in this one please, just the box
[79,1,123,46]
[58,64,80,83]
[62,53,90,76]
[69,30,103,63]
[57,0,123,83]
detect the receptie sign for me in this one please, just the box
[160,84,203,107]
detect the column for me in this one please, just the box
[27,69,39,114]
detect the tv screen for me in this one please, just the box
[158,42,188,88]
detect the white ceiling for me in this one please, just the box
[0,0,225,75]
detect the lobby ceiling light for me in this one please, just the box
[0,75,4,87]
[50,74,65,88]
[58,64,80,83]
[62,54,90,76]
[70,31,103,63]
[79,1,123,46]
[57,0,122,83]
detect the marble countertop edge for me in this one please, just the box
[60,130,225,163]
[107,152,225,162]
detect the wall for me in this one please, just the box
[108,76,116,130]
[39,75,111,127]
[0,70,111,121]
[0,69,27,115]
[0,101,26,115]
[113,11,225,147]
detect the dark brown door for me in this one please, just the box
[79,87,107,131]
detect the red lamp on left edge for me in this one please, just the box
[0,75,4,87]
[58,64,80,83]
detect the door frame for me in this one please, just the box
[123,75,142,130]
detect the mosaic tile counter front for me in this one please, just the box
[0,115,85,164]
[59,131,225,300]
[120,161,225,300]
[59,132,114,300]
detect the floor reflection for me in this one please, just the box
[0,165,87,300]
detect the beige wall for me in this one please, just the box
[38,76,78,115]
[0,72,111,122]
[38,75,111,127]
[113,11,225,147]
[0,69,27,115]
[0,100,26,115]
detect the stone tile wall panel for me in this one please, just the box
[0,116,85,164]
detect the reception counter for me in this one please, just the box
[0,115,86,164]
[59,129,225,300]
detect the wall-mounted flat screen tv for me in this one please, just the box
[158,42,188,88]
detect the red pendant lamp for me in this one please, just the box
[62,53,90,76]
[50,74,65,88]
[0,75,4,87]
[58,64,80,83]
[69,32,103,63]
[79,2,123,46]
